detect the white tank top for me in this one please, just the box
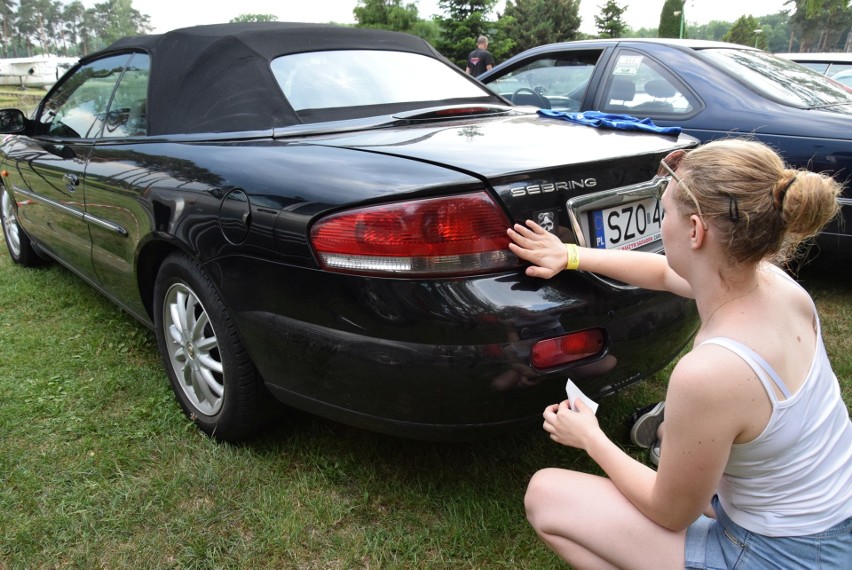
[702,327,852,536]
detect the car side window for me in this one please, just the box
[798,62,830,74]
[101,54,150,138]
[601,50,697,116]
[37,54,132,139]
[486,51,603,111]
[827,63,852,77]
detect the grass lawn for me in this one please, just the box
[0,239,849,568]
[0,86,43,117]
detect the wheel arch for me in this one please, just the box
[136,238,189,321]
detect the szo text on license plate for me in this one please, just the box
[590,196,662,250]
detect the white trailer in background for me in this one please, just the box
[0,55,78,89]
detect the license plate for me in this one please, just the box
[589,196,662,250]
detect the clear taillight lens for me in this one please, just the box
[310,192,519,276]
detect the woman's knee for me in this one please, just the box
[525,468,565,526]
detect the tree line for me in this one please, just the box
[3,0,850,69]
[655,0,851,53]
[0,0,151,58]
[357,0,852,70]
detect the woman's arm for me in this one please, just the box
[507,220,694,298]
[548,349,742,531]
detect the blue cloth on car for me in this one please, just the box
[538,109,682,136]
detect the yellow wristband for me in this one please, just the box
[566,244,580,270]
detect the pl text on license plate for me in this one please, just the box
[590,196,662,250]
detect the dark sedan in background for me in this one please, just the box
[480,39,852,255]
[776,52,852,84]
[0,23,698,442]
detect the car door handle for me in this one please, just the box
[63,173,79,191]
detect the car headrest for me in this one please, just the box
[609,77,636,101]
[644,79,676,99]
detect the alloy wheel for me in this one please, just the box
[162,282,225,416]
[1,189,21,258]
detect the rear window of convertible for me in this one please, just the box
[271,50,489,112]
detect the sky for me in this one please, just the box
[111,0,793,36]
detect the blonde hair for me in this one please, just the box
[675,139,842,264]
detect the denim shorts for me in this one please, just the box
[685,496,852,569]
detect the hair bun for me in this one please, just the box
[772,171,797,211]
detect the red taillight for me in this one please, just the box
[310,192,519,276]
[434,107,497,116]
[531,329,606,369]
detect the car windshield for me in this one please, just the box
[700,48,852,108]
[271,50,491,113]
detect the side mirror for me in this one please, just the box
[0,109,27,133]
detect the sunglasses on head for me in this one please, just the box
[658,149,742,226]
[658,149,708,229]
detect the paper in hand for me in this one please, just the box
[565,379,599,414]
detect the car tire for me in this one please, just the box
[153,252,265,442]
[1,185,45,267]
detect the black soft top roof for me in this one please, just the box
[88,22,447,135]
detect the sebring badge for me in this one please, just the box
[510,178,597,198]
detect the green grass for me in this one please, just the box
[0,244,849,569]
[0,87,43,116]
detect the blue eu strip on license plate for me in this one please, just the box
[590,197,662,250]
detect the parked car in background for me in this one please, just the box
[776,52,852,81]
[480,39,852,255]
[0,23,699,442]
[830,69,852,88]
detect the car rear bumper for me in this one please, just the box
[221,261,698,439]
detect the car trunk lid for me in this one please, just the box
[298,112,695,257]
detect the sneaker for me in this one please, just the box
[649,441,661,466]
[629,401,665,448]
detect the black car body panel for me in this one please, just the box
[0,23,699,440]
[229,265,697,437]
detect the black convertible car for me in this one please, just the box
[0,23,698,441]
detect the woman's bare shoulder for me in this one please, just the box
[762,263,814,315]
[668,345,767,411]
[668,341,774,442]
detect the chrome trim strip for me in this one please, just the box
[13,185,82,219]
[82,212,128,236]
[12,186,128,237]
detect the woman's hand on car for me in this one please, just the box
[507,221,569,279]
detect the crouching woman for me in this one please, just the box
[507,139,852,569]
